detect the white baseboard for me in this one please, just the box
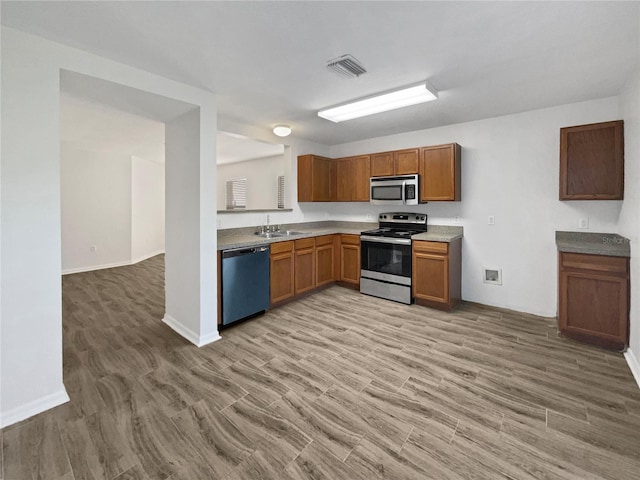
[62,250,165,275]
[0,388,70,428]
[162,313,221,347]
[624,349,640,389]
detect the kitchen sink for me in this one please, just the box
[254,232,285,238]
[254,230,305,238]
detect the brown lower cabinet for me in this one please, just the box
[267,234,339,307]
[270,241,295,304]
[340,234,360,287]
[558,251,629,351]
[315,235,337,287]
[294,238,315,294]
[412,239,461,311]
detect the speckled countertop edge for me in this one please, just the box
[555,231,630,257]
[218,222,463,250]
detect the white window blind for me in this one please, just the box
[277,175,285,209]
[226,178,247,209]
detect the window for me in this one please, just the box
[277,175,285,209]
[226,178,247,209]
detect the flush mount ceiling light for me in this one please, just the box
[272,125,292,137]
[318,82,438,123]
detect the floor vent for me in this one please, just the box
[327,54,367,78]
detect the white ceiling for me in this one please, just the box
[4,1,639,145]
[217,132,284,165]
[61,93,284,164]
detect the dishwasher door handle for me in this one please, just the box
[222,245,269,258]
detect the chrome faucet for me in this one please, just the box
[266,214,270,232]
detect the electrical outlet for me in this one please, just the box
[454,216,461,224]
[90,245,97,252]
[488,215,495,225]
[578,218,589,229]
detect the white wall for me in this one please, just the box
[215,118,330,230]
[61,149,165,273]
[618,68,640,383]
[131,155,165,263]
[61,145,133,271]
[1,26,69,428]
[217,154,286,210]
[1,27,218,427]
[327,97,622,317]
[164,109,219,347]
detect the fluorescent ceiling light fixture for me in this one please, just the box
[318,82,438,123]
[272,125,292,137]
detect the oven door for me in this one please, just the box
[360,236,412,284]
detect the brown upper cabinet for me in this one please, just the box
[420,143,461,202]
[559,120,624,200]
[371,148,419,177]
[336,155,370,202]
[299,143,460,203]
[298,154,336,202]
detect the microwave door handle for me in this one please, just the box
[401,181,406,203]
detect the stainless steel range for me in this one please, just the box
[360,212,427,304]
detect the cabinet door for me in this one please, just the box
[352,155,371,201]
[395,148,419,175]
[315,238,335,286]
[371,152,395,177]
[270,242,295,304]
[413,252,449,304]
[340,243,360,285]
[560,271,627,343]
[336,158,352,201]
[294,241,315,294]
[298,155,335,202]
[312,156,336,202]
[420,144,461,201]
[559,120,624,200]
[297,155,313,202]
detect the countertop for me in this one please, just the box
[218,221,463,250]
[555,231,631,257]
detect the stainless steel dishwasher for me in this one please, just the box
[221,245,270,326]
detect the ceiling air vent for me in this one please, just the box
[327,54,367,78]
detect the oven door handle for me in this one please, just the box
[360,236,412,245]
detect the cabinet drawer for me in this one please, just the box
[560,252,628,275]
[315,235,335,246]
[341,234,360,246]
[413,240,448,254]
[271,240,294,255]
[295,237,315,250]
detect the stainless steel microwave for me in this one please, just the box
[370,174,419,205]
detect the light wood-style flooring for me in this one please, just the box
[2,254,640,479]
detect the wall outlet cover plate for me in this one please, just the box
[483,267,502,285]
